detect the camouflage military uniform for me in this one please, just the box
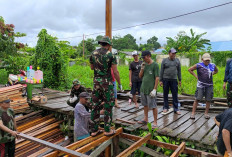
[227,84,232,107]
[0,107,16,157]
[67,85,87,108]
[90,47,117,132]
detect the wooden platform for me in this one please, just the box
[32,88,222,149]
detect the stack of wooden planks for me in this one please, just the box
[0,84,30,113]
[15,111,70,157]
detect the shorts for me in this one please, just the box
[131,81,142,95]
[113,81,117,99]
[141,92,157,109]
[195,86,213,102]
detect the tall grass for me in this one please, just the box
[66,64,226,97]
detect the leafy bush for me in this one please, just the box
[0,69,8,84]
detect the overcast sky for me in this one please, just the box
[0,0,232,47]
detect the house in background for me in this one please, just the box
[204,41,232,52]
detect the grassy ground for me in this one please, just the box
[67,64,226,98]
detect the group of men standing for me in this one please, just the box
[67,36,232,156]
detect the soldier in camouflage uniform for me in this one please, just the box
[0,96,18,157]
[67,79,88,110]
[90,36,122,136]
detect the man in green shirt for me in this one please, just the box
[138,51,159,129]
[0,96,18,157]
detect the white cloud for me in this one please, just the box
[1,0,232,47]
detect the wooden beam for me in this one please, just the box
[119,138,165,157]
[105,0,112,39]
[116,118,136,124]
[120,133,221,157]
[105,144,111,157]
[170,142,185,157]
[89,139,112,157]
[67,128,123,156]
[45,132,104,157]
[117,133,151,157]
[18,133,88,157]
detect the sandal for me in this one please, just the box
[152,124,158,129]
[138,120,147,125]
[91,130,103,137]
[104,130,116,137]
[204,114,210,119]
[190,115,195,119]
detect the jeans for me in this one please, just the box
[163,79,179,112]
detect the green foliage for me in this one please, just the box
[0,16,17,59]
[77,38,95,58]
[0,69,7,84]
[165,29,210,53]
[33,29,68,90]
[147,36,161,50]
[112,34,138,51]
[3,55,30,74]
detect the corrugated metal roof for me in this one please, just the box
[204,41,232,52]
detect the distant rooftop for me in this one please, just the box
[204,41,232,52]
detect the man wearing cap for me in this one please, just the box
[0,97,18,157]
[188,53,218,119]
[138,50,159,129]
[129,50,143,108]
[223,57,232,107]
[90,36,122,136]
[160,48,182,115]
[67,79,87,109]
[214,104,232,156]
[74,92,91,142]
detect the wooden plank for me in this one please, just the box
[89,139,112,157]
[44,131,105,157]
[119,133,221,157]
[116,118,136,124]
[201,125,219,145]
[68,128,123,156]
[170,142,185,157]
[117,133,151,157]
[189,116,216,142]
[168,113,203,137]
[18,133,88,157]
[177,115,210,140]
[119,138,165,157]
[158,111,190,134]
[121,105,135,111]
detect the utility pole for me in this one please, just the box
[106,0,112,51]
[83,34,85,57]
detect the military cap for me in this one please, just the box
[73,79,80,86]
[98,36,112,46]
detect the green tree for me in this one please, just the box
[165,28,210,53]
[77,38,95,57]
[34,29,68,89]
[147,36,161,50]
[112,34,138,51]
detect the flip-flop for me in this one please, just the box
[152,124,158,129]
[190,115,195,119]
[91,130,103,137]
[104,130,116,137]
[138,120,147,125]
[204,114,210,119]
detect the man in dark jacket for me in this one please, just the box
[214,105,232,156]
[67,79,87,109]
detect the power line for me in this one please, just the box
[57,1,232,39]
[18,1,232,42]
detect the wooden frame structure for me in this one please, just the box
[18,127,221,157]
